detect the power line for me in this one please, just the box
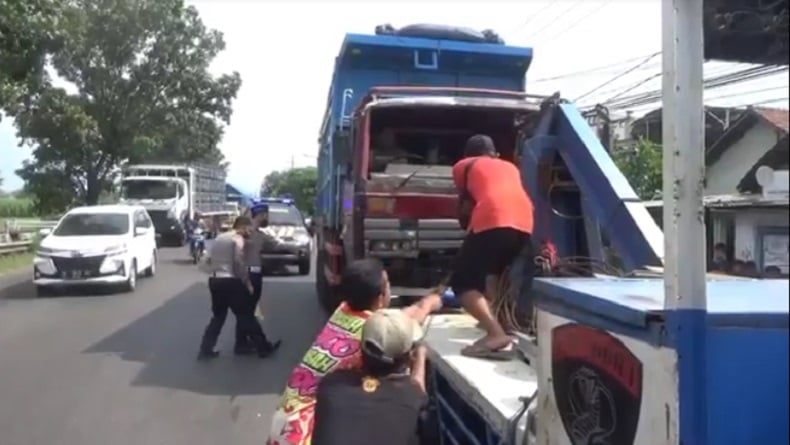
[542,0,616,42]
[586,63,772,105]
[523,0,586,41]
[530,53,660,83]
[603,65,788,109]
[706,84,789,101]
[603,72,662,103]
[508,1,559,36]
[573,52,662,102]
[727,97,789,108]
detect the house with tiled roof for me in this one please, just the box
[640,106,788,275]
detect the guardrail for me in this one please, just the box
[0,240,33,256]
[2,219,58,234]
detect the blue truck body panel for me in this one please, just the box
[331,33,533,126]
[316,32,533,229]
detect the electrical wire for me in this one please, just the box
[576,62,761,106]
[508,1,559,37]
[607,66,787,106]
[598,72,663,104]
[523,0,587,41]
[574,52,662,102]
[582,63,776,106]
[530,52,663,83]
[489,254,627,335]
[727,97,789,108]
[541,0,616,43]
[707,84,789,101]
[604,65,788,110]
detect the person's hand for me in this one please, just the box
[421,291,443,313]
[246,283,254,295]
[428,281,448,295]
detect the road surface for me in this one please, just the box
[0,248,325,445]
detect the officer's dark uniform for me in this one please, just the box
[198,225,280,359]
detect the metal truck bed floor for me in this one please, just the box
[424,314,537,444]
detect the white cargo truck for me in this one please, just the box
[119,164,226,246]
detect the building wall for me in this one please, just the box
[733,209,789,271]
[705,122,784,195]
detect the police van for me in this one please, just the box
[258,197,313,275]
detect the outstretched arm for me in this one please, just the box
[402,290,443,325]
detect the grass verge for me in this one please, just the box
[0,252,33,276]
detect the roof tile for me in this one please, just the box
[753,107,789,133]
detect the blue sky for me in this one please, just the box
[1,0,787,193]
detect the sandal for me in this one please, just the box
[460,342,516,361]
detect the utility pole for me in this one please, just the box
[661,0,708,442]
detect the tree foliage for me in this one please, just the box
[260,167,318,216]
[0,0,63,113]
[612,138,663,200]
[7,0,240,215]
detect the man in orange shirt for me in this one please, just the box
[451,134,535,360]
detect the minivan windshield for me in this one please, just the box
[53,213,130,236]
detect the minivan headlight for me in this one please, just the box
[104,244,128,255]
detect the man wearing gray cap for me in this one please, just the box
[312,309,429,445]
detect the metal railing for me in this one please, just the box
[0,240,33,256]
[2,219,58,234]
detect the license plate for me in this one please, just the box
[64,270,88,279]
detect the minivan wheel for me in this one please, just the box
[122,260,137,292]
[144,251,157,277]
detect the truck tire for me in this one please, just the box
[316,249,341,315]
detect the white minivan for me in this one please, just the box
[33,205,158,295]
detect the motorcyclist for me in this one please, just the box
[188,213,207,256]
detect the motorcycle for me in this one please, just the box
[189,228,206,264]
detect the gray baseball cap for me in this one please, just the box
[362,309,424,362]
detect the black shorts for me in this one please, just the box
[449,228,532,295]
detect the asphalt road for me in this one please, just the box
[0,248,326,445]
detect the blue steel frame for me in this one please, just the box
[430,367,503,445]
[519,99,663,272]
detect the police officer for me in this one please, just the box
[234,203,272,354]
[198,215,281,360]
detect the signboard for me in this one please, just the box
[551,324,644,445]
[536,312,679,445]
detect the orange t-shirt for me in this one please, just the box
[452,156,534,234]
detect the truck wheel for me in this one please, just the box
[298,259,311,276]
[316,250,341,314]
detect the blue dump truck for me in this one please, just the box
[315,25,538,312]
[315,24,789,444]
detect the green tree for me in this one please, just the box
[0,0,63,114]
[10,0,240,215]
[612,138,663,200]
[260,166,318,216]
